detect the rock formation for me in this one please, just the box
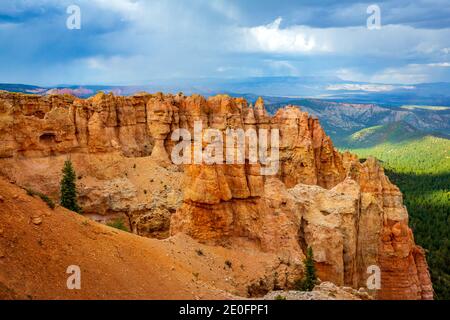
[262,281,373,300]
[0,91,433,299]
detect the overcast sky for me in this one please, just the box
[1,0,450,85]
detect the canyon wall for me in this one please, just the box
[0,91,433,299]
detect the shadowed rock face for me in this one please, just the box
[0,91,433,299]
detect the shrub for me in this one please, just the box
[25,188,55,209]
[107,218,128,232]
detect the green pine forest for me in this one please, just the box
[342,135,450,300]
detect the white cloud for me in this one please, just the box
[264,59,299,76]
[335,68,367,82]
[427,62,450,67]
[207,0,241,21]
[326,83,396,92]
[239,17,325,53]
[370,65,430,84]
[85,57,107,70]
[326,83,416,92]
[336,62,450,85]
[236,18,450,58]
[72,55,156,84]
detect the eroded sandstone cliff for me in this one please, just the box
[0,91,433,299]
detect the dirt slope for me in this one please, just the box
[0,177,281,300]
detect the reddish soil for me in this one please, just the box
[0,178,279,300]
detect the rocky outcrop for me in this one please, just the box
[0,92,346,188]
[166,96,432,300]
[287,159,433,299]
[272,106,346,188]
[0,91,154,158]
[263,282,372,300]
[0,91,433,299]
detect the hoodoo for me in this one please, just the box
[0,91,433,299]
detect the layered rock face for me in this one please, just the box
[0,91,153,158]
[0,91,433,299]
[0,92,345,187]
[287,160,433,300]
[351,158,433,300]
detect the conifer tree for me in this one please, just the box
[295,246,318,291]
[60,160,81,213]
[302,246,318,291]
